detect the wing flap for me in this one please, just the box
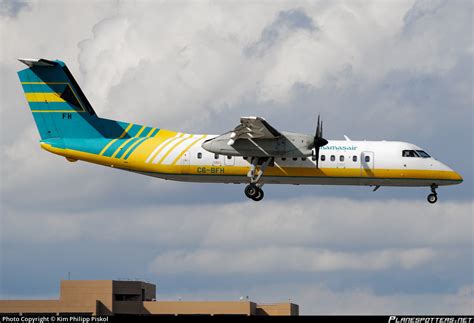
[229,117,281,145]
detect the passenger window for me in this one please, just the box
[292,157,298,161]
[197,152,202,159]
[282,157,286,161]
[352,155,357,162]
[311,155,316,161]
[321,155,325,161]
[340,156,344,162]
[365,155,370,162]
[243,156,248,160]
[302,157,307,161]
[227,155,232,159]
[330,155,335,162]
[214,153,219,159]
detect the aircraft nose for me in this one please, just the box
[453,171,463,183]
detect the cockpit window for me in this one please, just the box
[402,150,419,157]
[416,150,431,158]
[402,150,431,158]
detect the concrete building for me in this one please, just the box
[0,280,299,316]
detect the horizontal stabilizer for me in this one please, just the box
[18,58,57,67]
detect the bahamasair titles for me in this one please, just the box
[17,58,463,203]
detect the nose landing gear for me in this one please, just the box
[427,184,438,204]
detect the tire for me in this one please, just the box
[252,188,264,201]
[427,193,438,204]
[245,184,258,198]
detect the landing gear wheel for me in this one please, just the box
[245,184,259,199]
[427,193,438,204]
[252,188,264,201]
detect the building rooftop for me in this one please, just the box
[0,280,298,316]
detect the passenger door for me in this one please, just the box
[360,151,374,176]
[180,151,190,174]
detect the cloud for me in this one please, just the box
[245,8,317,58]
[0,0,29,17]
[3,197,472,247]
[150,247,436,274]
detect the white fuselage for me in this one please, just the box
[136,137,462,188]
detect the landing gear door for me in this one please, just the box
[361,151,375,177]
[180,151,191,174]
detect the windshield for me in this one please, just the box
[416,150,431,158]
[402,150,431,158]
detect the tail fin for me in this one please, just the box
[17,58,103,140]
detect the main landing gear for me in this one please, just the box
[427,184,438,204]
[244,157,272,201]
[245,183,264,201]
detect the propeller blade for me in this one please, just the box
[315,114,320,138]
[315,146,320,168]
[313,114,328,168]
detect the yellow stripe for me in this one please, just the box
[148,133,184,163]
[25,84,87,112]
[111,137,135,158]
[119,127,148,160]
[99,123,134,156]
[121,137,148,159]
[171,135,207,165]
[146,128,156,137]
[26,92,65,102]
[157,135,193,165]
[135,126,146,137]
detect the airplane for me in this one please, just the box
[17,58,463,203]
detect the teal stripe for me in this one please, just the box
[22,83,69,93]
[21,83,34,93]
[115,137,140,159]
[141,126,152,136]
[102,139,125,157]
[28,102,83,111]
[102,125,140,157]
[126,125,142,137]
[124,137,149,160]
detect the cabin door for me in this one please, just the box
[180,151,191,174]
[360,151,375,177]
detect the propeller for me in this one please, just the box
[311,115,328,168]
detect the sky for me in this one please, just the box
[0,0,473,315]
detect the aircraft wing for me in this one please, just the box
[228,117,281,145]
